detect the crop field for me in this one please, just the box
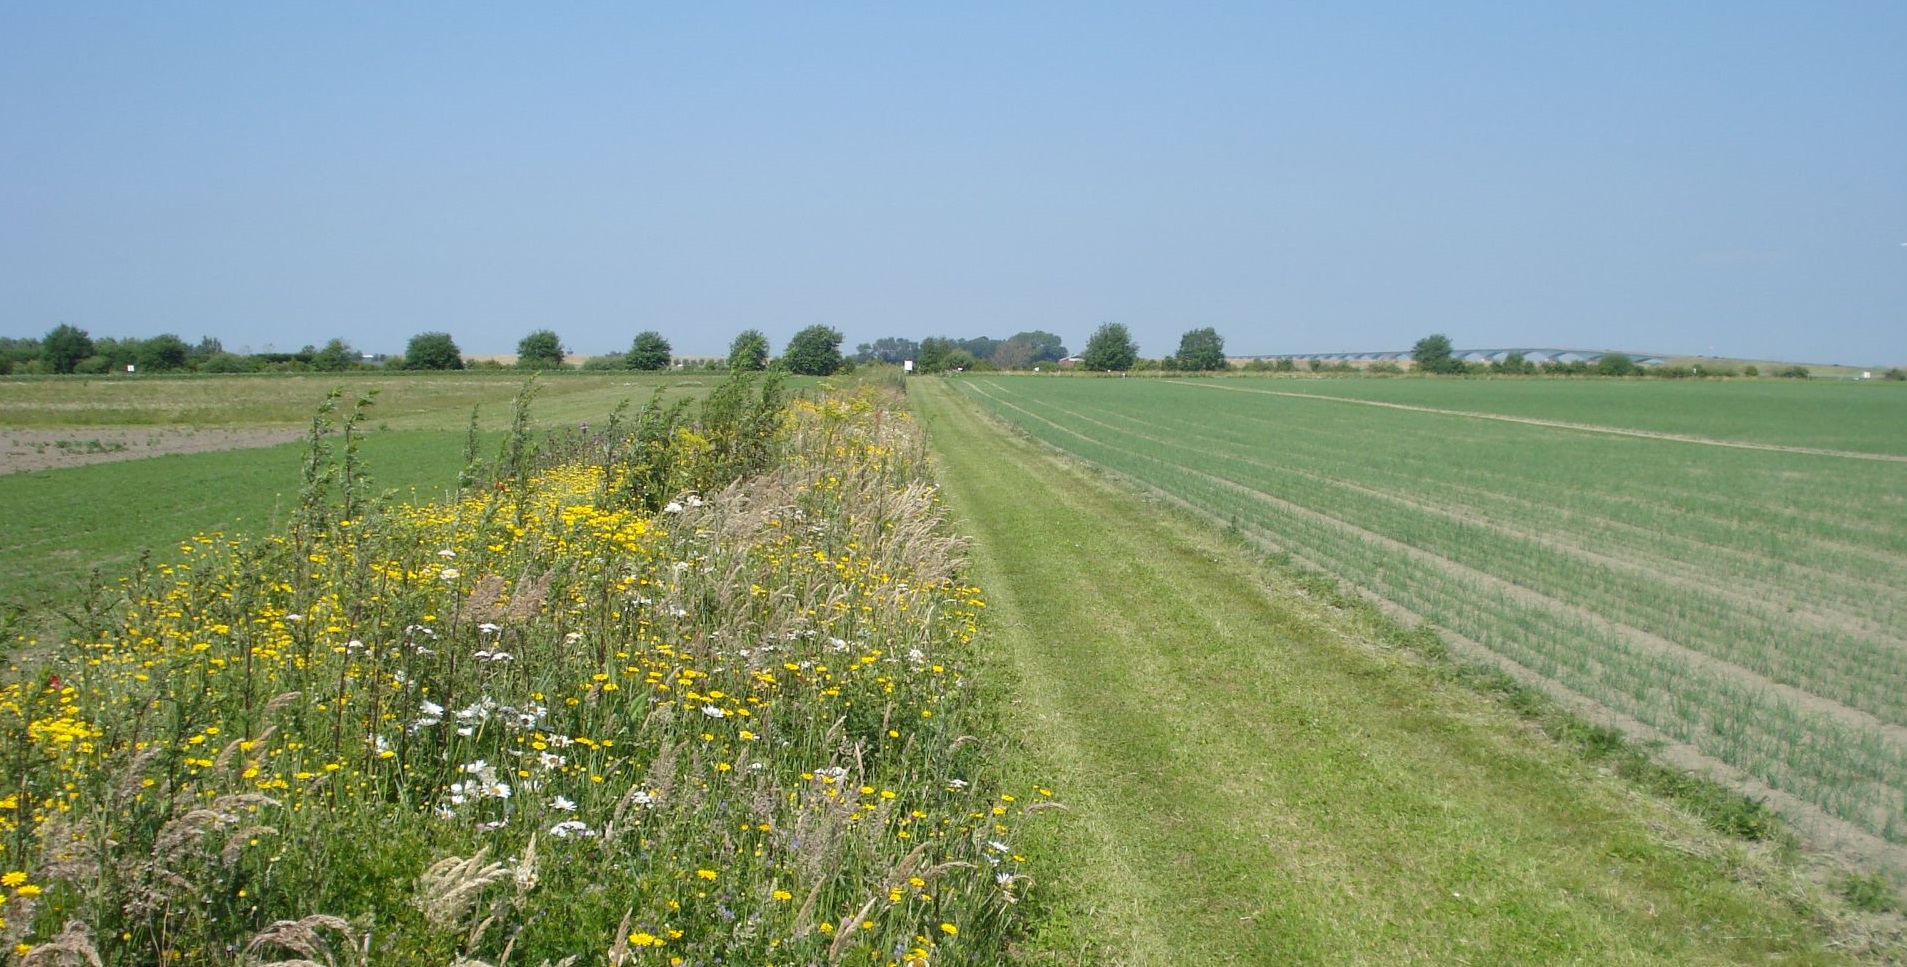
[1243,377,1907,455]
[0,371,711,432]
[953,375,1907,855]
[0,373,719,634]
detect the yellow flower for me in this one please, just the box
[696,869,718,881]
[15,885,42,898]
[0,872,25,887]
[939,922,958,936]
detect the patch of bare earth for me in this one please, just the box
[0,427,303,475]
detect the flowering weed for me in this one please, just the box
[2,376,1048,965]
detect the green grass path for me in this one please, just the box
[911,379,1854,966]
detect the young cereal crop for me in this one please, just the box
[955,375,1907,850]
[0,377,1049,966]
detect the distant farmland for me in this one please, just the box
[954,375,1907,853]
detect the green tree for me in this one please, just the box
[517,329,565,369]
[136,333,191,372]
[782,325,844,376]
[991,331,1068,370]
[42,324,94,374]
[854,336,918,365]
[91,336,136,371]
[625,331,673,371]
[199,352,253,374]
[1174,327,1227,371]
[404,331,464,370]
[954,336,1001,362]
[1081,323,1138,372]
[1596,352,1637,376]
[1009,330,1068,364]
[1411,333,1462,374]
[915,337,968,374]
[727,329,770,372]
[310,338,359,372]
[1491,351,1532,375]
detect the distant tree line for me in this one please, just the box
[1398,333,1839,379]
[857,325,1232,374]
[6,323,1871,381]
[0,326,386,376]
[0,324,857,377]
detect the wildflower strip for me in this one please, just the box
[1,383,1048,966]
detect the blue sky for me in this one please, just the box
[3,3,1903,364]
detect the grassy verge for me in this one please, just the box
[910,377,1889,965]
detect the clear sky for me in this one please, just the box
[3,3,1903,364]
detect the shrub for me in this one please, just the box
[1081,323,1137,372]
[727,329,769,372]
[625,331,672,371]
[516,329,566,370]
[782,325,844,376]
[404,332,464,370]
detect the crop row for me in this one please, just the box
[959,377,1907,844]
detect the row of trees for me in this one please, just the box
[7,322,1185,377]
[21,323,1862,381]
[1406,333,1849,379]
[0,326,381,376]
[1,324,857,377]
[862,325,1229,374]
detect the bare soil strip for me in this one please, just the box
[0,426,302,475]
[1168,379,1907,463]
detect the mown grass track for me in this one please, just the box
[911,379,1864,966]
[949,375,1907,860]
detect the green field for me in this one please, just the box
[1238,376,1907,455]
[0,433,479,622]
[915,379,1887,964]
[0,372,718,636]
[0,370,711,430]
[4,371,1902,962]
[952,374,1907,856]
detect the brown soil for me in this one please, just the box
[0,426,303,475]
